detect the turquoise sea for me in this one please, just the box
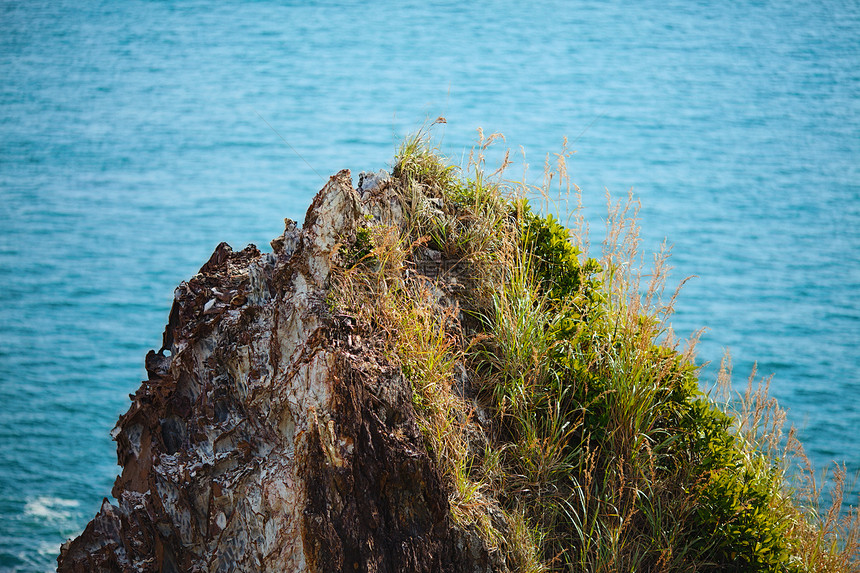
[1,1,858,569]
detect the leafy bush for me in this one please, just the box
[519,201,602,305]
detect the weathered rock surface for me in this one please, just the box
[58,170,501,572]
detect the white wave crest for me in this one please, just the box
[23,496,80,522]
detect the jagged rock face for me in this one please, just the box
[58,171,500,572]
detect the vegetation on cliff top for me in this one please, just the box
[331,125,859,572]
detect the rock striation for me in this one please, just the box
[58,170,501,572]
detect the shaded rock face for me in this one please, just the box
[58,171,499,572]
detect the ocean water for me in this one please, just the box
[1,0,858,569]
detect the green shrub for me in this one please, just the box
[341,226,374,268]
[695,465,794,571]
[519,201,602,305]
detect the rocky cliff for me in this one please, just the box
[60,139,845,572]
[58,170,504,572]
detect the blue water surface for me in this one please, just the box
[1,1,858,569]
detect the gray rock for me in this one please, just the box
[58,169,505,573]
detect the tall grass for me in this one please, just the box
[329,129,859,572]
